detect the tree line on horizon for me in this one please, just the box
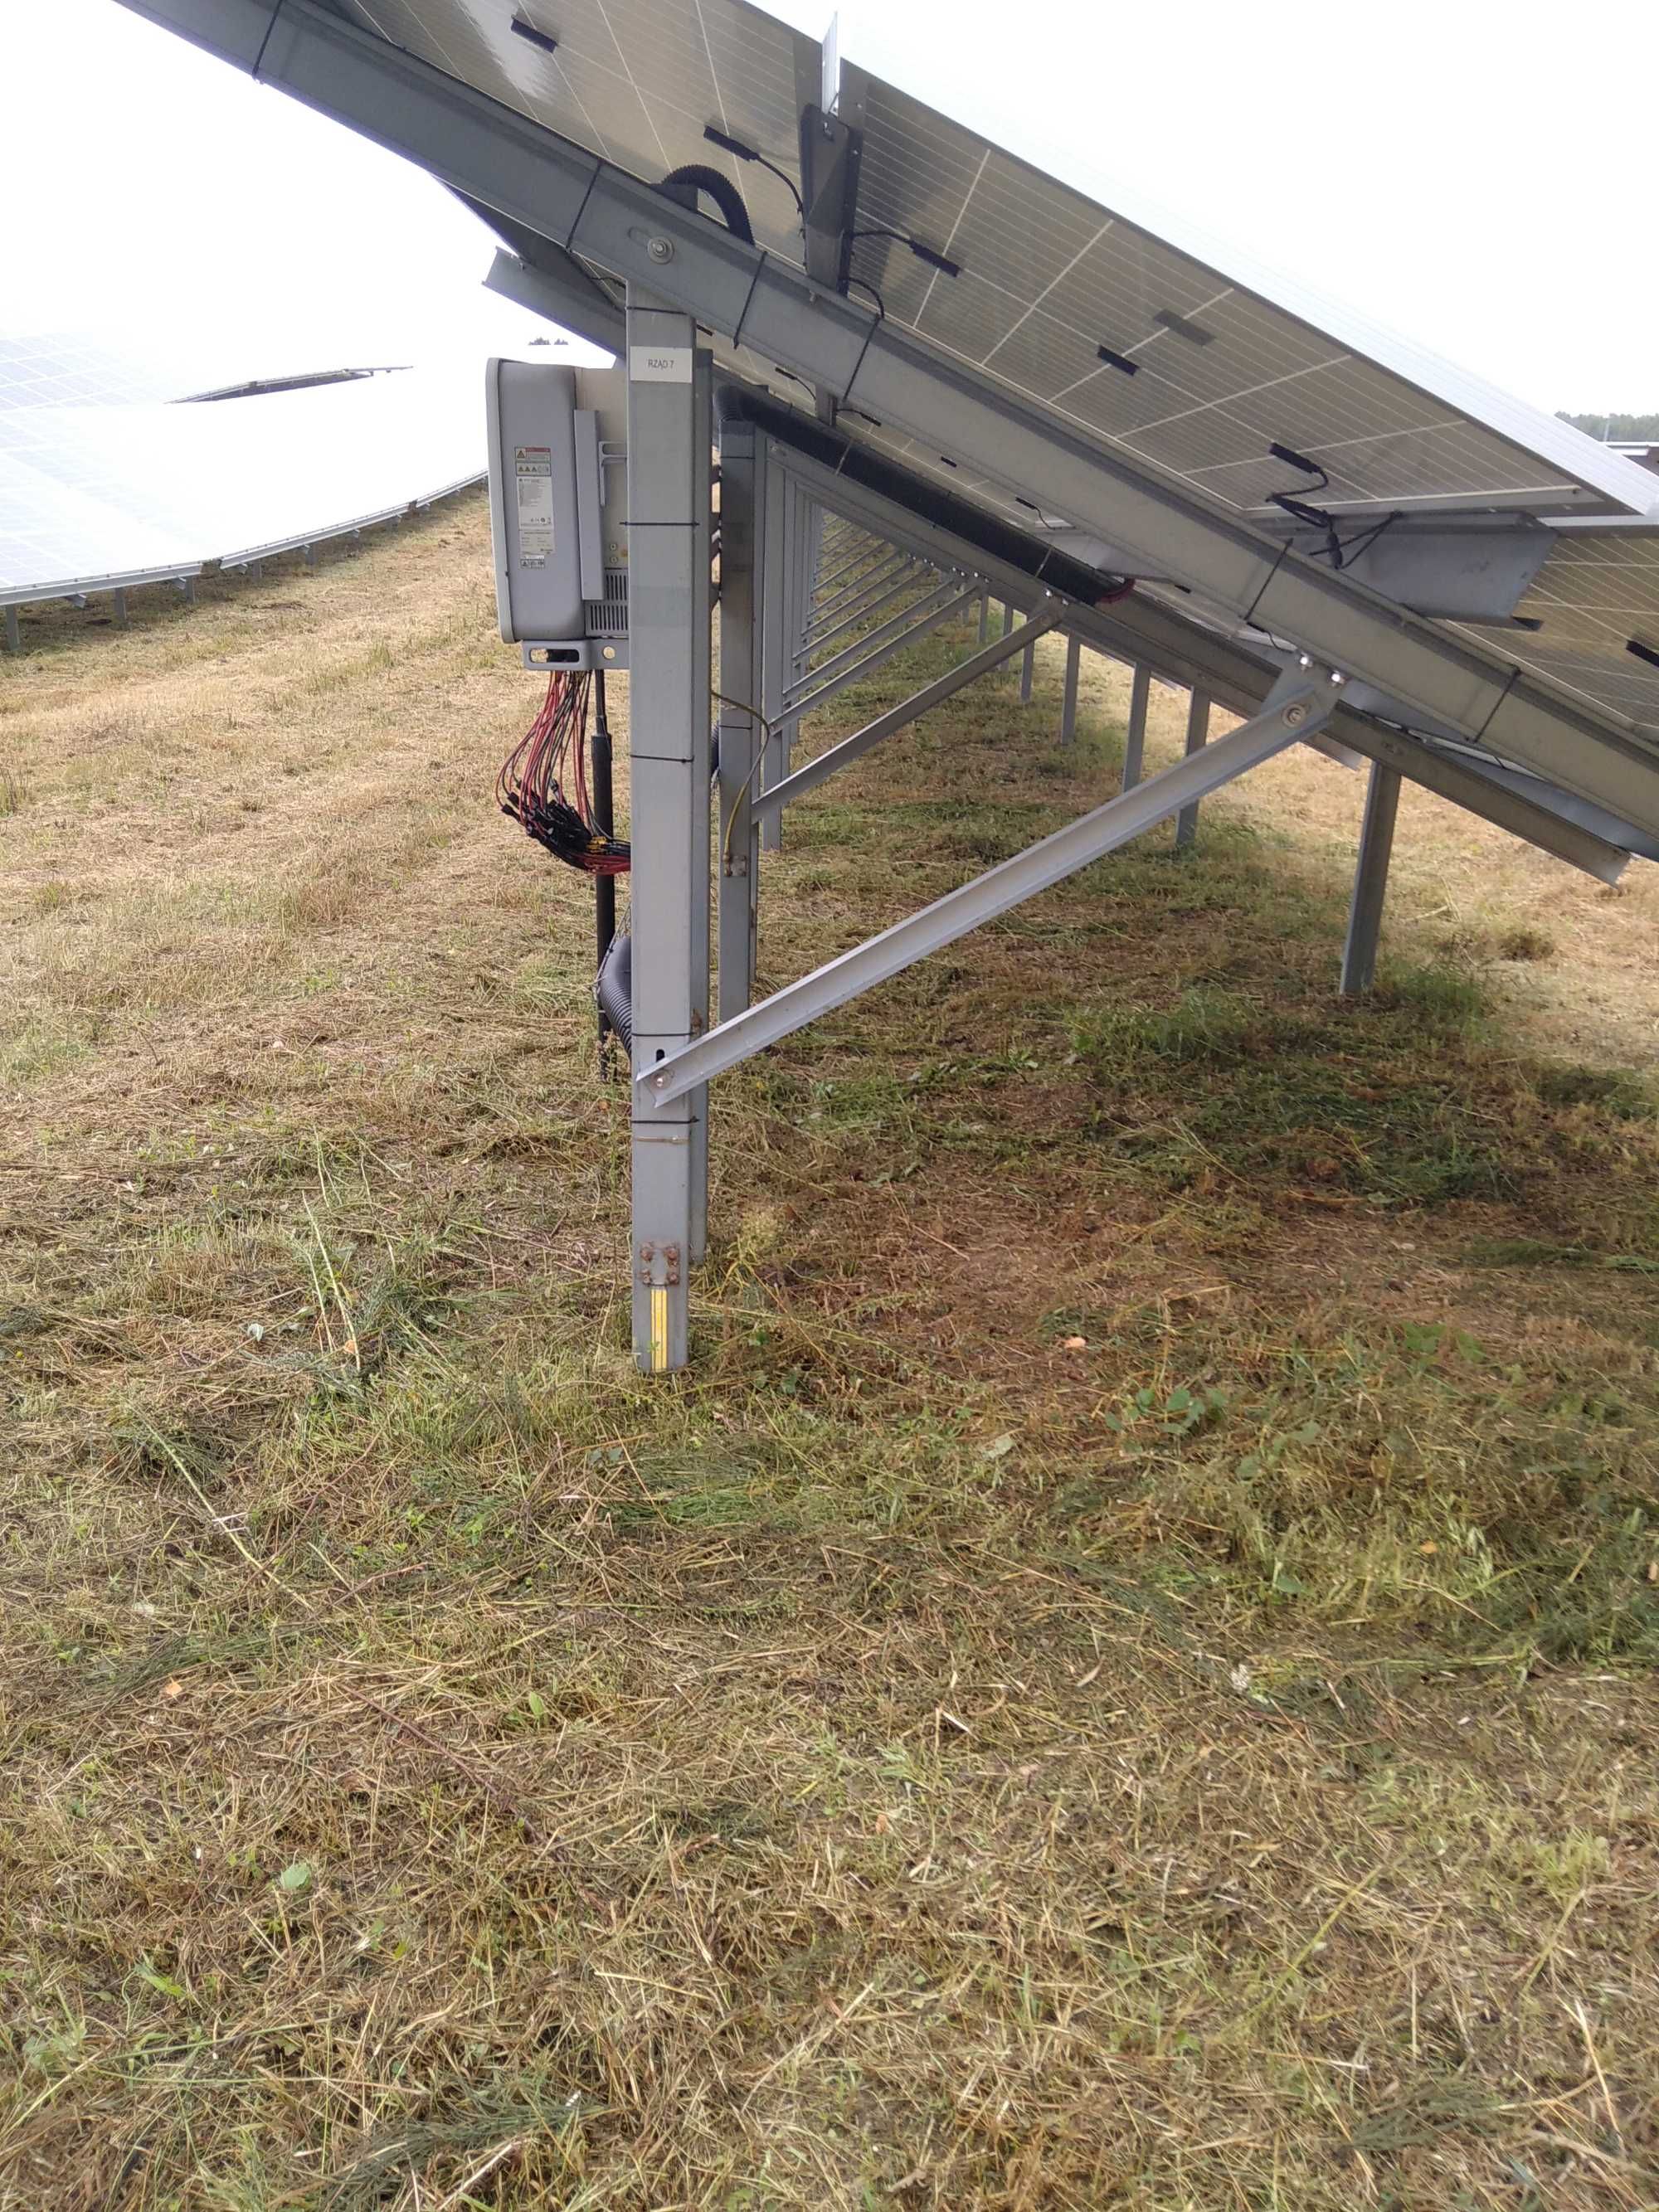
[1559,410,1659,442]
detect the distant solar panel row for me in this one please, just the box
[0,367,484,608]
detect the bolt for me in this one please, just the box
[647,236,675,265]
[1283,702,1308,727]
[653,1072,667,1088]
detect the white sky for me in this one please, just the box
[5,0,1656,414]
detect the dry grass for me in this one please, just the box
[2,503,1657,2210]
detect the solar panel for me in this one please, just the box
[347,0,816,266]
[1486,524,1659,731]
[0,367,485,607]
[838,66,1657,525]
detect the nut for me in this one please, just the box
[646,236,675,265]
[1283,702,1308,727]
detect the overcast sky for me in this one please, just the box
[6,0,1656,415]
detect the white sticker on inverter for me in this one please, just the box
[628,347,694,384]
[514,445,554,566]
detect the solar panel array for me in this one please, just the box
[78,0,1659,756]
[0,333,177,411]
[342,3,1659,739]
[0,367,484,607]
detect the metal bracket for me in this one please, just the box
[798,102,862,294]
[640,668,1337,1107]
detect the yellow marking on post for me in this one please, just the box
[650,1286,669,1372]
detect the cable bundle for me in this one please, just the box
[497,672,630,875]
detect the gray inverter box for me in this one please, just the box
[486,358,628,665]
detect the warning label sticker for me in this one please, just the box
[514,446,554,566]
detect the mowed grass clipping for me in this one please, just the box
[2,499,1657,2210]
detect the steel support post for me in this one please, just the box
[717,418,760,1018]
[1060,635,1082,746]
[1000,600,1015,648]
[979,595,990,645]
[757,603,1063,821]
[1122,665,1151,790]
[781,476,805,786]
[1175,688,1209,848]
[111,589,129,627]
[3,606,19,654]
[626,296,712,1373]
[1340,761,1402,995]
[1019,635,1036,704]
[641,673,1335,1106]
[759,452,787,853]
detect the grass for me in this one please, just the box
[2,501,1657,2210]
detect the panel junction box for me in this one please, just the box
[486,358,628,670]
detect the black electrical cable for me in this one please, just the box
[845,273,887,323]
[498,671,630,875]
[702,125,805,221]
[849,226,961,279]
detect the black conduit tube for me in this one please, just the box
[596,931,633,1057]
[655,165,756,245]
[714,384,1133,609]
